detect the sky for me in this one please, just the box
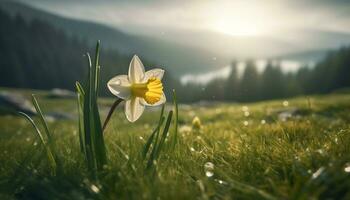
[17,0,350,37]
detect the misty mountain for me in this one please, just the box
[1,1,349,77]
[0,8,181,97]
[134,27,350,61]
[0,1,228,76]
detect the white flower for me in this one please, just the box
[107,55,166,122]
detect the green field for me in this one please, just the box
[1,90,350,199]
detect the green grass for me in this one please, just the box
[0,91,350,199]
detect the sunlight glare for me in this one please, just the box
[208,2,270,36]
[214,18,261,36]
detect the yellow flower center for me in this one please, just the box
[131,77,163,104]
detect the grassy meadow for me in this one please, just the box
[0,89,350,199]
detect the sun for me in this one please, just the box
[213,18,261,36]
[206,2,269,37]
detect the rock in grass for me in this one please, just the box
[0,91,36,115]
[45,112,76,122]
[273,107,312,121]
[47,88,76,99]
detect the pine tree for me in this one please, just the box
[239,60,260,102]
[225,61,239,101]
[260,62,286,100]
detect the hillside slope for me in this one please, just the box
[0,1,228,76]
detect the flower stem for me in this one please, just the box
[102,98,123,132]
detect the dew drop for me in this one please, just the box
[90,184,100,193]
[316,149,324,155]
[244,111,250,117]
[205,171,214,177]
[243,121,249,126]
[204,162,214,177]
[283,101,289,107]
[344,163,350,173]
[312,167,325,179]
[261,119,266,124]
[215,179,227,185]
[294,155,300,161]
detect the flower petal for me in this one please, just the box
[144,68,165,81]
[128,55,145,83]
[125,97,145,122]
[141,92,166,106]
[107,75,131,99]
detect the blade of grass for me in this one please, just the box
[154,110,173,160]
[76,82,85,153]
[146,110,173,169]
[172,89,178,149]
[142,116,165,160]
[94,40,100,94]
[77,42,107,179]
[31,95,59,170]
[18,112,56,175]
[95,65,101,98]
[31,95,53,143]
[91,41,107,170]
[142,105,165,159]
[19,112,46,145]
[146,105,165,163]
[218,169,278,200]
[83,53,96,175]
[153,105,165,151]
